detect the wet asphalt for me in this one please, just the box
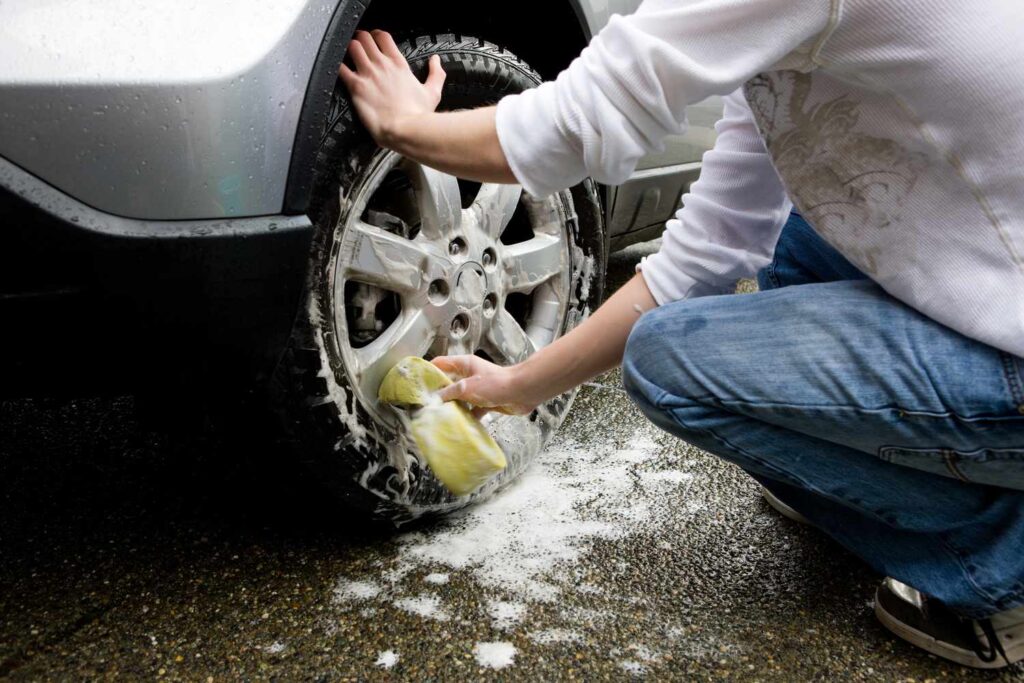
[2,240,1022,681]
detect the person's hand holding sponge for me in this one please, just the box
[378,357,507,496]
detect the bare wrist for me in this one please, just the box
[511,354,550,406]
[379,113,421,152]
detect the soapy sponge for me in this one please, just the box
[378,356,507,496]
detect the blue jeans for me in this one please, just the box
[623,212,1024,618]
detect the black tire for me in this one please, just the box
[272,34,607,524]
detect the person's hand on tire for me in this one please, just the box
[338,30,446,148]
[432,355,542,419]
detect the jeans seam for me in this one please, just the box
[938,533,1024,616]
[1001,352,1024,408]
[766,253,783,289]
[672,395,1024,424]
[942,450,971,483]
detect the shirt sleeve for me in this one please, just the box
[495,0,834,199]
[637,90,791,304]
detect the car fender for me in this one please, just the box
[0,0,344,220]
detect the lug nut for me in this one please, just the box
[483,293,497,316]
[450,314,469,337]
[448,237,466,256]
[482,248,496,269]
[427,279,449,304]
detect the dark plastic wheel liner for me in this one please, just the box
[283,0,369,216]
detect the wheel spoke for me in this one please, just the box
[502,235,564,293]
[344,220,437,294]
[353,309,436,403]
[474,183,522,240]
[486,309,537,364]
[405,161,462,240]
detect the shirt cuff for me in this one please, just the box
[636,248,725,306]
[495,83,587,199]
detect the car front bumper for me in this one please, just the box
[0,156,314,397]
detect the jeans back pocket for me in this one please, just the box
[879,446,1024,491]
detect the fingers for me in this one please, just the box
[338,62,357,86]
[354,30,383,63]
[347,38,372,73]
[470,406,492,420]
[347,30,385,75]
[431,354,475,378]
[425,54,446,95]
[437,378,468,403]
[370,29,404,61]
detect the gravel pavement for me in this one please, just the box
[2,241,1022,681]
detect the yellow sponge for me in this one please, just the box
[378,356,507,496]
[378,356,453,406]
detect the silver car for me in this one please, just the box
[0,0,720,522]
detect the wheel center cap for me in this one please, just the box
[453,262,487,309]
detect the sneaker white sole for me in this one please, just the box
[760,486,811,525]
[874,588,1022,669]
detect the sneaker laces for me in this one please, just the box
[973,618,1009,665]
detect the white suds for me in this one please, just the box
[393,595,449,621]
[633,303,645,314]
[328,432,700,640]
[375,650,399,669]
[529,628,584,645]
[393,436,688,602]
[332,579,382,602]
[487,599,527,630]
[473,641,517,669]
[620,660,647,675]
[262,641,285,655]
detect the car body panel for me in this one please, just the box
[0,0,339,220]
[0,0,720,231]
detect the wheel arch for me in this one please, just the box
[282,0,592,216]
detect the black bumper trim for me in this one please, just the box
[0,156,315,397]
[0,155,312,240]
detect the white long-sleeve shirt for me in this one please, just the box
[495,0,1024,359]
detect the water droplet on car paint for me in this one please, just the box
[278,102,285,108]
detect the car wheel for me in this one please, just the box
[274,34,606,523]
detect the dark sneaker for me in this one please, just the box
[760,485,811,525]
[875,578,1024,669]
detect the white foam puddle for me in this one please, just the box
[473,641,517,669]
[375,650,399,669]
[620,660,647,675]
[332,579,382,602]
[393,594,448,621]
[528,628,584,645]
[423,572,449,585]
[393,436,688,602]
[486,599,527,630]
[328,432,702,670]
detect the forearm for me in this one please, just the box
[385,107,516,184]
[515,272,657,402]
